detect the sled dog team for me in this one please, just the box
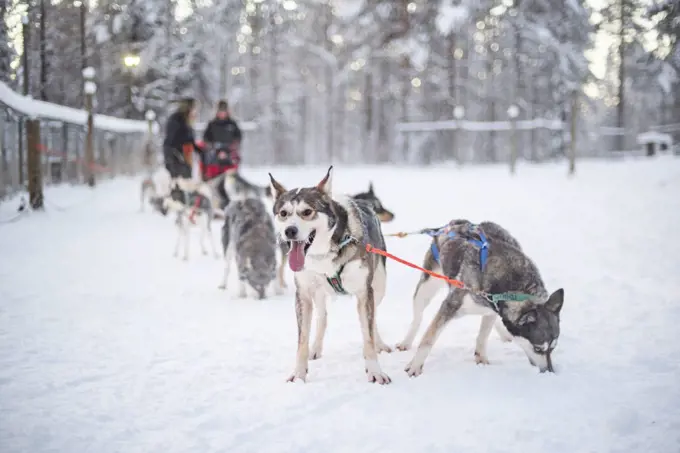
[142,167,564,384]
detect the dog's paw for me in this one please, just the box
[365,360,391,384]
[218,283,226,290]
[474,351,490,365]
[366,370,392,385]
[395,341,411,351]
[310,348,322,361]
[274,285,285,296]
[377,342,393,354]
[404,360,424,378]
[286,369,308,383]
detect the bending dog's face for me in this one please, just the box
[268,167,335,272]
[500,289,564,373]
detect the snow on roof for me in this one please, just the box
[0,81,148,134]
[636,131,673,145]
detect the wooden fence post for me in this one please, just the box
[568,91,578,176]
[26,119,44,210]
[508,104,519,175]
[83,67,97,187]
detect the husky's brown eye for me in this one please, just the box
[279,210,289,218]
[301,209,313,218]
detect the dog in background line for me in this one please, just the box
[219,186,281,299]
[140,167,172,214]
[162,178,219,261]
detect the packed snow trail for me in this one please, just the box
[1,159,680,453]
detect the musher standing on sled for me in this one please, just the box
[200,100,243,181]
[162,97,202,180]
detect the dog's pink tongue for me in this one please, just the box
[289,242,306,272]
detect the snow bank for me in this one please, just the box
[0,82,148,134]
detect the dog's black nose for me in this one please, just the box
[284,226,298,240]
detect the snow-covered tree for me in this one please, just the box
[0,0,14,85]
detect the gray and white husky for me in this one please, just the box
[275,182,395,291]
[398,219,564,376]
[269,166,393,385]
[162,178,219,261]
[219,194,281,299]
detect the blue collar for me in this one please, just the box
[427,224,489,271]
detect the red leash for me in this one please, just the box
[187,195,201,224]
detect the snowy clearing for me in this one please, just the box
[1,159,680,453]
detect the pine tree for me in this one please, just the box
[0,0,15,85]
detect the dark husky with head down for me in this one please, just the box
[399,219,564,376]
[269,166,393,384]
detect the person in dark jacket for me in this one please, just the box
[162,98,201,179]
[201,100,243,180]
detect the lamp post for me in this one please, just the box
[507,104,520,175]
[123,53,140,118]
[453,105,465,165]
[83,66,97,187]
[144,110,156,170]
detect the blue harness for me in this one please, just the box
[427,224,489,271]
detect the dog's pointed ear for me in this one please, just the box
[268,173,287,200]
[368,181,374,194]
[517,310,537,326]
[316,165,333,195]
[545,288,564,315]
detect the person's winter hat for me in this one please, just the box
[176,97,196,113]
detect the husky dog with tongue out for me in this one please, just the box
[268,166,393,384]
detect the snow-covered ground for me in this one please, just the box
[1,158,680,453]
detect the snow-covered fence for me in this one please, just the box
[396,115,569,168]
[0,82,152,200]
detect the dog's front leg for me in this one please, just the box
[287,289,313,383]
[396,260,444,351]
[173,214,183,259]
[474,315,496,365]
[405,287,464,378]
[494,319,514,343]
[310,291,328,360]
[218,243,234,290]
[199,216,209,256]
[357,287,391,385]
[371,263,392,354]
[182,221,190,261]
[208,222,220,259]
[277,254,288,289]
